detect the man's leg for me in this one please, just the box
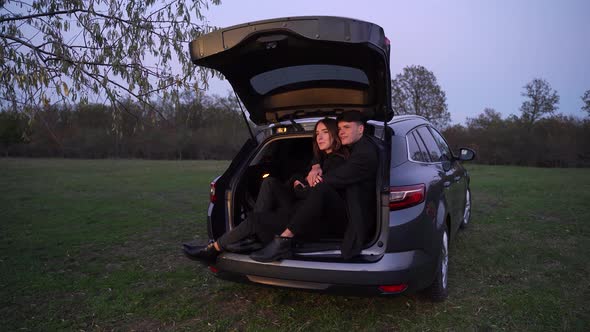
[218,209,291,249]
[341,184,370,259]
[216,218,256,250]
[185,208,288,262]
[183,219,256,262]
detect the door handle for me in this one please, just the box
[454,176,461,182]
[444,181,451,188]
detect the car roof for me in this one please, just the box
[386,115,430,136]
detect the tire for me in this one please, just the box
[460,188,471,229]
[426,226,449,302]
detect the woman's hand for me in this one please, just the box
[306,164,323,187]
[293,180,306,188]
[311,175,323,187]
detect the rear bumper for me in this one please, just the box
[212,249,436,293]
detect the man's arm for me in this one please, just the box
[323,140,378,189]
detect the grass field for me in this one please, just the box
[1,159,589,331]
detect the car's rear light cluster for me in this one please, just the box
[378,284,408,293]
[210,180,217,203]
[389,184,425,210]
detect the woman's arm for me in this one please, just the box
[306,163,323,187]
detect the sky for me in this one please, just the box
[200,0,590,124]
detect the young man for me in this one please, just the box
[250,111,378,261]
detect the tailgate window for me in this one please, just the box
[251,65,369,95]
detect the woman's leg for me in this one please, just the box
[254,177,294,212]
[250,183,346,262]
[285,182,346,237]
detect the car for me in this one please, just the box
[187,16,475,300]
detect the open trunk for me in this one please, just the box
[228,125,389,259]
[190,16,393,126]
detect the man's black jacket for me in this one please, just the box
[323,135,378,258]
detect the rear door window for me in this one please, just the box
[407,131,429,162]
[416,126,442,162]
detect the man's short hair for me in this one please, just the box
[336,111,366,124]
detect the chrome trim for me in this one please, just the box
[247,275,330,290]
[297,250,342,256]
[219,251,417,271]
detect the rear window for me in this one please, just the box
[250,65,369,95]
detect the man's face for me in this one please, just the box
[338,121,364,145]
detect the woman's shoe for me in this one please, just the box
[249,236,292,262]
[182,242,220,263]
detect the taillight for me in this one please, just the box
[389,184,425,210]
[210,180,217,203]
[378,284,408,293]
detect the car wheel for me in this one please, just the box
[460,188,471,229]
[427,226,449,302]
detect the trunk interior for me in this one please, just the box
[230,129,387,258]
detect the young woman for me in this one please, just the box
[183,117,348,262]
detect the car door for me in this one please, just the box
[415,126,462,229]
[429,127,467,226]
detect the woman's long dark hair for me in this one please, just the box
[312,117,350,161]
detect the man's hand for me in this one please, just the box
[306,164,323,187]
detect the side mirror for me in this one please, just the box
[458,148,476,161]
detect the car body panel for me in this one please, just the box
[215,249,435,291]
[208,138,257,239]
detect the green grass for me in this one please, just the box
[1,159,589,331]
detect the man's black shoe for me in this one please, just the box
[249,236,292,262]
[225,237,263,253]
[182,242,220,263]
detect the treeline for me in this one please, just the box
[391,70,590,168]
[1,94,589,167]
[0,93,250,159]
[443,108,590,167]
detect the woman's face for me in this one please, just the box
[315,122,333,154]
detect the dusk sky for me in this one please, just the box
[201,0,590,124]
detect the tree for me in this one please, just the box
[0,0,220,119]
[391,65,450,129]
[465,107,503,130]
[519,78,560,128]
[582,89,590,117]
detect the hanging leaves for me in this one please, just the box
[0,0,221,119]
